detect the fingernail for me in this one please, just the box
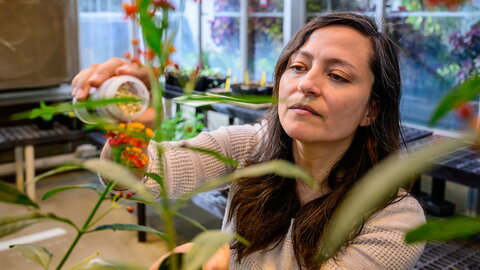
[75,88,86,101]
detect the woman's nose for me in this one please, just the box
[297,70,323,97]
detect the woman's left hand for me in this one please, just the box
[149,243,231,270]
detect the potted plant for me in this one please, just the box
[195,66,226,92]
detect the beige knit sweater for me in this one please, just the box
[144,123,426,270]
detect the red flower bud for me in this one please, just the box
[457,103,474,119]
[125,192,134,198]
[126,206,134,213]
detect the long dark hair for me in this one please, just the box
[228,12,402,269]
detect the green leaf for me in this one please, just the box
[176,159,315,208]
[143,171,167,194]
[42,184,99,201]
[429,74,480,125]
[175,93,274,105]
[172,210,207,232]
[32,163,84,185]
[183,146,239,166]
[0,212,79,238]
[139,0,162,56]
[405,216,480,243]
[83,158,153,202]
[0,213,45,238]
[88,223,168,240]
[316,138,469,263]
[0,180,39,208]
[10,244,52,270]
[183,230,249,270]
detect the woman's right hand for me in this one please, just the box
[72,57,156,128]
[71,57,151,101]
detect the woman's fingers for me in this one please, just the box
[88,57,128,87]
[203,244,230,270]
[71,57,128,101]
[115,62,151,88]
[71,64,99,101]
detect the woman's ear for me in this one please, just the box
[360,100,378,127]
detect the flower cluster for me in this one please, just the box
[106,122,153,169]
[426,0,469,10]
[122,0,178,68]
[449,22,480,83]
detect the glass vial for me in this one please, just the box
[74,75,150,124]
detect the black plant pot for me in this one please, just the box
[231,83,258,96]
[195,76,226,92]
[256,85,273,96]
[35,117,55,130]
[58,114,83,130]
[166,74,189,88]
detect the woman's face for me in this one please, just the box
[278,25,375,145]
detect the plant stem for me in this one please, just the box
[82,182,115,230]
[85,206,115,231]
[56,232,82,270]
[55,182,115,269]
[163,207,178,270]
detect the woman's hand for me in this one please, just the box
[71,57,150,101]
[150,243,231,270]
[71,57,156,128]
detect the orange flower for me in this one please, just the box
[145,49,155,61]
[122,3,137,20]
[131,38,139,46]
[169,45,176,53]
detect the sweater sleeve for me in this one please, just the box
[143,122,265,199]
[321,194,426,270]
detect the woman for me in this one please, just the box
[73,13,425,270]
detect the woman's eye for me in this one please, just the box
[329,73,348,83]
[290,65,305,72]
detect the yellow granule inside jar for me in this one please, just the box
[115,83,143,116]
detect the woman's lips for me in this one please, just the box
[288,103,321,116]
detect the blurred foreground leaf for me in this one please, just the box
[176,159,315,208]
[184,146,239,166]
[83,158,153,202]
[430,74,480,125]
[89,224,167,241]
[184,230,249,270]
[0,180,38,208]
[317,138,469,262]
[42,184,99,201]
[0,213,78,238]
[32,163,84,185]
[406,216,480,243]
[10,244,52,270]
[11,97,140,121]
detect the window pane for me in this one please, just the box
[214,0,240,12]
[77,0,132,69]
[386,14,480,130]
[203,14,241,79]
[388,0,480,12]
[248,17,283,82]
[169,1,199,69]
[307,0,375,13]
[249,0,283,12]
